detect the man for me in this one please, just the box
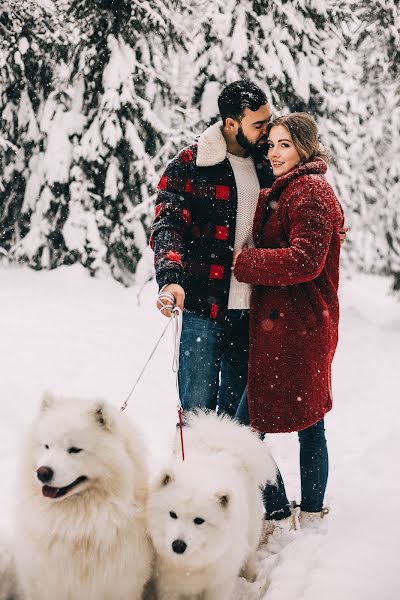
[150,80,273,416]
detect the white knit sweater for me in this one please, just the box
[227,152,260,309]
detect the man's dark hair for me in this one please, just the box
[218,80,268,124]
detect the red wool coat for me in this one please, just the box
[234,160,344,433]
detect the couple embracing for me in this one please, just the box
[151,80,345,537]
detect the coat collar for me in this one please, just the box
[196,121,227,167]
[195,120,269,169]
[271,159,327,193]
[252,159,328,248]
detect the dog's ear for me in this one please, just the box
[215,491,230,509]
[90,402,114,432]
[40,391,57,413]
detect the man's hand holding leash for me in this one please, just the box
[157,283,185,317]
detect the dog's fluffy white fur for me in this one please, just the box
[0,535,18,600]
[146,410,276,600]
[14,393,153,600]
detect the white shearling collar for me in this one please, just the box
[196,121,227,167]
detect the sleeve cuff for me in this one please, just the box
[156,271,184,291]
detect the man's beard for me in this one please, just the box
[236,126,268,153]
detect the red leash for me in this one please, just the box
[177,405,185,461]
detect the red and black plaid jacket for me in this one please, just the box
[150,142,274,322]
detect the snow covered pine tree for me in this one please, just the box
[46,0,186,284]
[1,0,186,284]
[354,1,400,290]
[0,0,67,264]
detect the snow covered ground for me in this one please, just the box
[0,265,399,599]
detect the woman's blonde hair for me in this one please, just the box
[267,112,330,164]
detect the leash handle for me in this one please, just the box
[158,290,176,315]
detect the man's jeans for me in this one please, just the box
[236,389,329,518]
[178,310,249,418]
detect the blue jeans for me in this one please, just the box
[178,310,249,417]
[236,389,329,518]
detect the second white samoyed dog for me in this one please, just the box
[14,393,153,600]
[146,410,276,600]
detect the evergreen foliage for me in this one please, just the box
[347,0,400,285]
[0,0,67,261]
[0,0,399,289]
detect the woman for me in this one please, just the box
[233,113,344,535]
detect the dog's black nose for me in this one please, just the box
[37,466,54,483]
[172,539,187,554]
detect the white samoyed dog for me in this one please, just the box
[0,535,18,600]
[14,393,153,600]
[146,410,276,600]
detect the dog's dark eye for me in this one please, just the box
[169,511,178,519]
[68,447,82,454]
[193,517,205,525]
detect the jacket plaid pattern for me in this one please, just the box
[151,142,274,322]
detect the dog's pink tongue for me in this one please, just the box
[42,485,59,499]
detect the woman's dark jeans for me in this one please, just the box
[236,389,329,519]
